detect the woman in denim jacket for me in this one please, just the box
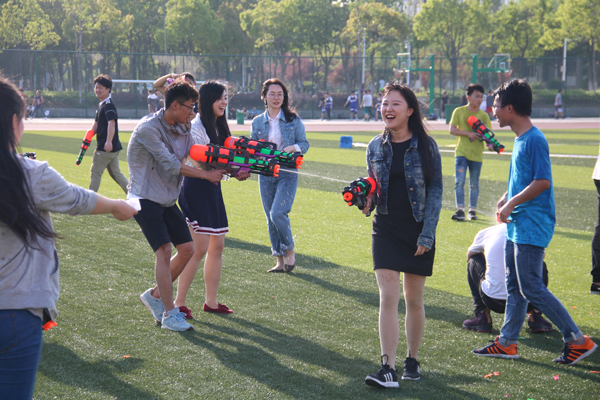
[250,79,309,272]
[364,83,443,388]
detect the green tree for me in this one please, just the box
[493,0,549,58]
[342,2,410,89]
[163,0,223,54]
[413,0,479,91]
[297,0,348,90]
[240,0,299,84]
[216,0,253,55]
[0,0,59,49]
[541,0,600,91]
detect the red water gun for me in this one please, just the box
[343,177,377,217]
[76,129,96,165]
[223,136,304,169]
[467,116,505,154]
[189,144,280,177]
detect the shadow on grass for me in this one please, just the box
[181,324,355,398]
[182,318,490,400]
[226,237,477,330]
[38,343,154,399]
[225,236,341,270]
[517,357,600,384]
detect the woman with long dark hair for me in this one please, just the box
[250,79,309,273]
[0,77,137,399]
[363,83,443,388]
[175,81,249,317]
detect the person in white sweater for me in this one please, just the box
[0,76,137,400]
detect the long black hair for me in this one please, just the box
[198,80,230,146]
[0,77,57,246]
[382,82,438,183]
[261,78,297,123]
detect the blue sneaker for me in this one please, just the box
[140,288,164,322]
[161,307,193,331]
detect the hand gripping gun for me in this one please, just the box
[467,116,505,154]
[342,177,377,217]
[189,144,280,178]
[76,130,96,165]
[223,136,304,170]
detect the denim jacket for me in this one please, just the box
[366,131,443,249]
[250,111,310,155]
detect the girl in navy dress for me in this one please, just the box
[175,81,249,317]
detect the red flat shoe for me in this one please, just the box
[203,303,234,314]
[178,305,193,319]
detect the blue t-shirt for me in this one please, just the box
[506,126,555,248]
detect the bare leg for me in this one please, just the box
[174,228,209,307]
[376,269,401,369]
[204,235,225,309]
[403,273,427,359]
[152,244,176,313]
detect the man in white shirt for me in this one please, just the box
[361,89,373,121]
[554,89,563,119]
[463,224,553,333]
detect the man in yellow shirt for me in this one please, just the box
[449,84,492,221]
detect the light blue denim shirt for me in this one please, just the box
[250,111,310,155]
[366,130,443,249]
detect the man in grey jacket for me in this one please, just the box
[127,82,224,331]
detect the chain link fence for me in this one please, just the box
[1,49,598,119]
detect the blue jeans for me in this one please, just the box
[454,156,482,209]
[499,240,582,345]
[0,309,43,400]
[258,170,298,256]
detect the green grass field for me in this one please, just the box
[19,127,600,399]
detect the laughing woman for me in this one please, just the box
[250,79,309,273]
[363,83,443,388]
[175,81,249,317]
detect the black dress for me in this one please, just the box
[372,139,435,276]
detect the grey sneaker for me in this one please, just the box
[161,307,193,331]
[468,210,478,220]
[140,288,165,322]
[591,283,600,294]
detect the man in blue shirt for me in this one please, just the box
[473,79,597,365]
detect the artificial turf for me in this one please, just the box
[19,127,600,399]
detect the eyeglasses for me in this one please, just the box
[492,103,504,109]
[179,102,196,114]
[267,93,284,99]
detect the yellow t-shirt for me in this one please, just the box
[450,106,492,162]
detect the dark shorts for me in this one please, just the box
[134,199,192,252]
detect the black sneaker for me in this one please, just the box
[451,210,466,221]
[591,283,600,294]
[468,210,478,220]
[402,357,420,380]
[365,355,399,388]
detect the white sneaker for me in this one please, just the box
[140,288,164,322]
[161,307,193,331]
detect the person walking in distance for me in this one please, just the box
[88,75,129,194]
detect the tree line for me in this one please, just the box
[0,0,598,91]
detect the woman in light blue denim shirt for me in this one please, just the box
[250,79,309,273]
[364,83,443,388]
